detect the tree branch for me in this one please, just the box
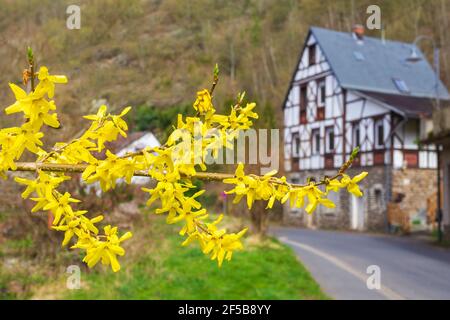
[11,148,359,188]
[12,162,234,181]
[10,161,350,189]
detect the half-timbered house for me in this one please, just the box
[282,26,450,231]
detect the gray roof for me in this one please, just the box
[311,26,450,100]
[356,90,437,118]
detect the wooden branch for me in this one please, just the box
[11,160,352,188]
[11,148,358,188]
[12,162,234,181]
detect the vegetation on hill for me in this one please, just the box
[1,0,449,140]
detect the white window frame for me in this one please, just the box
[317,80,326,106]
[292,134,301,157]
[312,129,321,155]
[352,122,361,149]
[325,127,334,153]
[374,119,384,149]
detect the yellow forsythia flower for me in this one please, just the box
[193,89,214,114]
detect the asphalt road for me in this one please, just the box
[272,227,450,300]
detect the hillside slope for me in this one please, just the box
[0,0,449,139]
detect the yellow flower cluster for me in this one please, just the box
[140,91,260,267]
[0,54,368,271]
[224,163,368,214]
[0,67,65,175]
[1,65,136,272]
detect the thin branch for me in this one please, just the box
[12,162,234,181]
[10,160,353,189]
[210,63,219,96]
[27,47,35,92]
[30,61,35,92]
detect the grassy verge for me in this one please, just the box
[430,229,450,248]
[31,212,327,300]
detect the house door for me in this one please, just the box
[351,195,365,230]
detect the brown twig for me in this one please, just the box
[11,159,352,189]
[12,162,234,181]
[210,63,219,96]
[27,47,35,92]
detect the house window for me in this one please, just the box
[312,129,320,155]
[308,44,316,66]
[352,123,360,148]
[374,119,384,148]
[316,107,325,121]
[374,188,383,209]
[300,85,307,124]
[393,78,409,93]
[317,79,326,106]
[292,134,300,157]
[300,85,307,109]
[325,127,334,153]
[404,150,418,168]
[368,186,384,211]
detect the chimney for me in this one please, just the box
[352,24,365,40]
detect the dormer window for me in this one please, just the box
[393,78,409,93]
[353,51,365,61]
[308,44,316,66]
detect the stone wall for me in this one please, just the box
[283,166,389,231]
[442,146,450,241]
[391,168,437,219]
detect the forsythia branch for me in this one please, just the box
[0,49,368,272]
[12,162,234,181]
[12,156,356,188]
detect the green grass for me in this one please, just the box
[430,229,450,248]
[60,215,328,300]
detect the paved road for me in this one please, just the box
[272,227,450,300]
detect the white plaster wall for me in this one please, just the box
[346,94,388,121]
